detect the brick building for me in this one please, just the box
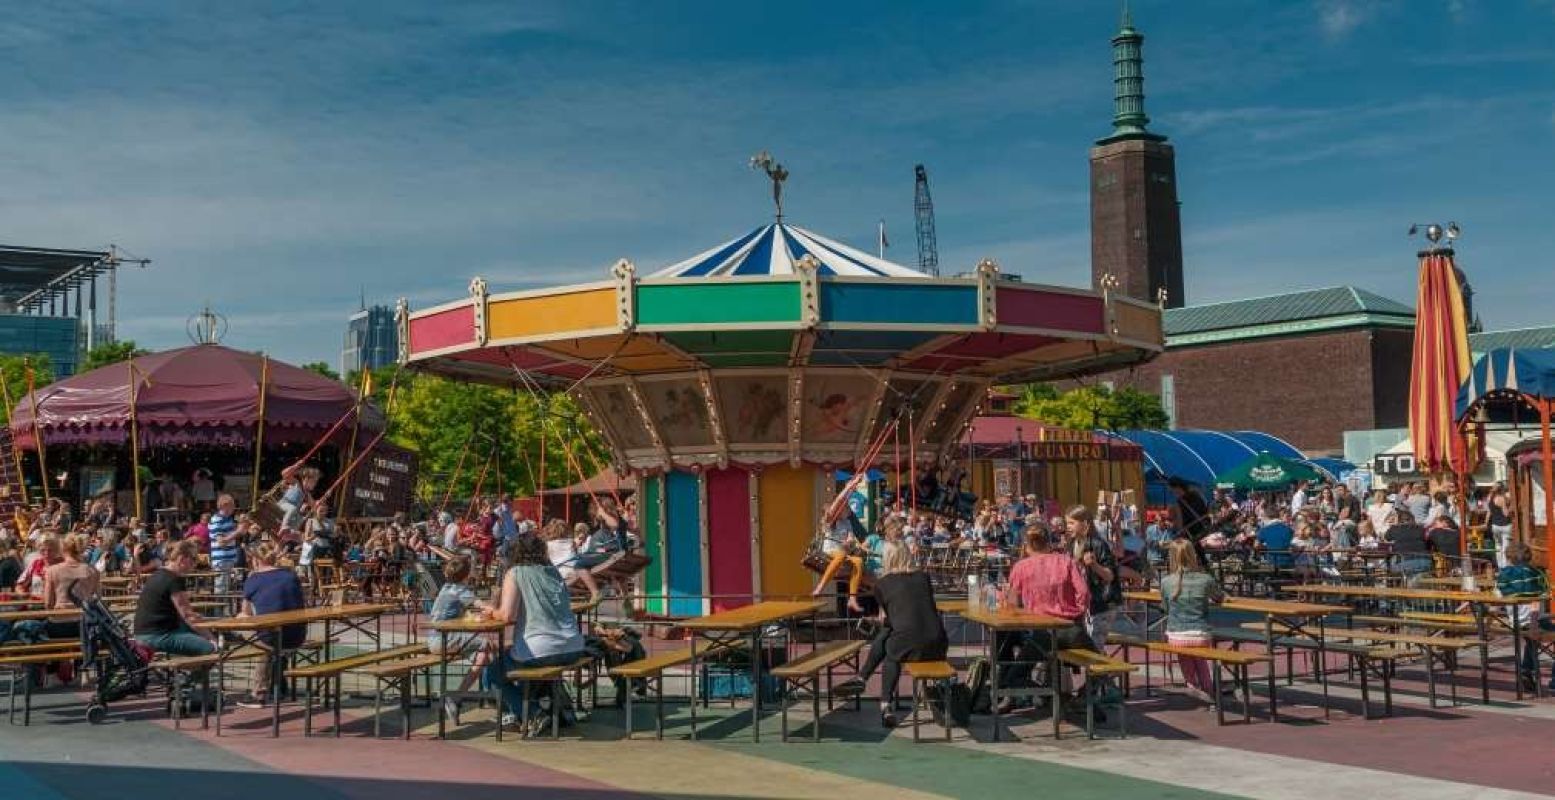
[1093,288,1416,454]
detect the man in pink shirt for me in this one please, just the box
[996,527,1096,712]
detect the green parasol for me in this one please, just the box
[1215,451,1322,491]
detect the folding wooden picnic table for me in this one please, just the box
[421,616,506,741]
[1124,590,1349,720]
[1286,584,1541,701]
[960,605,1072,742]
[204,602,395,736]
[679,600,824,742]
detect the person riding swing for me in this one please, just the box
[811,473,873,614]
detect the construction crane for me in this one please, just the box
[913,164,939,276]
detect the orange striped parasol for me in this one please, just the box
[1408,249,1476,475]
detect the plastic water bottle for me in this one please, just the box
[1461,555,1476,592]
[966,574,980,608]
[30,574,43,598]
[982,581,998,612]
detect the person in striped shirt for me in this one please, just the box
[208,493,241,593]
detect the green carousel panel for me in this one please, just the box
[636,282,801,327]
[663,329,794,354]
[701,353,791,368]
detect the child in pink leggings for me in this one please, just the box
[1159,539,1226,704]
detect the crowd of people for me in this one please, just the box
[809,473,1529,717]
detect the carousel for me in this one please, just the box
[401,158,1164,613]
[8,320,384,521]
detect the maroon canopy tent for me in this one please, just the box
[9,344,384,449]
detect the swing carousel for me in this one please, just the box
[399,159,1164,614]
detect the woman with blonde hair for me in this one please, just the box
[1160,538,1226,704]
[833,540,947,727]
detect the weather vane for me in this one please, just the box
[749,150,788,221]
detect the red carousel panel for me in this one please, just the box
[409,305,475,354]
[995,287,1104,334]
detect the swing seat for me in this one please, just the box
[801,541,876,591]
[590,551,651,582]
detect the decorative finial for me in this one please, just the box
[749,150,789,221]
[1408,221,1460,248]
[187,303,228,345]
[1098,5,1165,145]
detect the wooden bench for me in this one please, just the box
[1253,622,1481,708]
[0,641,82,657]
[1216,626,1406,719]
[1400,611,1477,626]
[769,640,867,742]
[1141,642,1269,726]
[359,653,451,739]
[151,645,269,730]
[609,648,694,740]
[1057,649,1138,738]
[1,648,83,726]
[505,654,596,739]
[902,660,956,743]
[1349,614,1481,636]
[286,643,430,736]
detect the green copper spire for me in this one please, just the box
[1098,3,1166,144]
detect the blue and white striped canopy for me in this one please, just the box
[650,223,928,279]
[1457,346,1555,416]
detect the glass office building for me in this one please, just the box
[0,315,80,376]
[341,304,397,376]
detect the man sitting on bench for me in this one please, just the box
[998,527,1094,713]
[834,540,947,728]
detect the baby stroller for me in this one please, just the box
[72,591,155,724]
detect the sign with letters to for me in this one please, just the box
[1371,453,1422,478]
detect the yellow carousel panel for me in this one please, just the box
[487,286,616,341]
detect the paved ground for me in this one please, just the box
[5,614,1555,799]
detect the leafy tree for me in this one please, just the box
[301,361,340,381]
[0,353,54,425]
[383,373,608,500]
[1012,383,1168,431]
[80,340,149,373]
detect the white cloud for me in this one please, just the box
[1317,1,1372,41]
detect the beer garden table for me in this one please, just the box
[960,605,1072,742]
[1285,583,1544,701]
[679,600,824,742]
[1126,590,1350,719]
[204,602,396,736]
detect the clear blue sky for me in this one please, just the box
[1,1,1551,366]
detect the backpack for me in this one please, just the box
[925,681,974,728]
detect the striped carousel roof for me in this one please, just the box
[649,223,927,279]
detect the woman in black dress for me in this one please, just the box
[834,539,948,727]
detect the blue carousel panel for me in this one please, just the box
[818,282,979,326]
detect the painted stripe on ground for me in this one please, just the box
[460,737,949,800]
[964,733,1549,800]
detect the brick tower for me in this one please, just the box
[1089,9,1184,308]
